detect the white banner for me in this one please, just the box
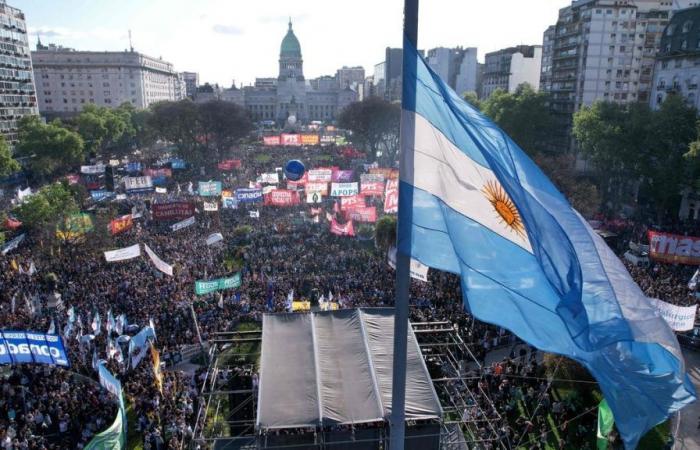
[1,233,25,255]
[81,164,106,174]
[171,216,195,231]
[650,298,697,331]
[308,169,332,182]
[262,185,276,195]
[155,187,167,194]
[104,244,141,262]
[124,176,153,192]
[306,192,323,204]
[250,210,260,218]
[387,247,429,282]
[206,232,224,246]
[144,244,173,276]
[330,182,359,197]
[203,201,219,211]
[261,173,279,184]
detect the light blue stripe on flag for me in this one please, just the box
[398,36,695,450]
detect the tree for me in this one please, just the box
[197,100,253,161]
[12,181,79,240]
[375,215,397,251]
[338,97,400,165]
[462,91,481,111]
[481,84,559,156]
[16,116,85,181]
[148,99,201,160]
[0,134,19,178]
[76,104,133,157]
[534,153,600,218]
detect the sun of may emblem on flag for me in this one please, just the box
[482,180,526,239]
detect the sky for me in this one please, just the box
[16,0,571,87]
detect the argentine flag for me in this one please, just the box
[398,38,695,449]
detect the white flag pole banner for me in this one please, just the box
[206,232,224,246]
[1,233,25,255]
[104,244,141,262]
[250,210,260,219]
[203,201,219,211]
[171,216,195,231]
[649,298,697,332]
[387,246,429,282]
[144,244,174,276]
[330,182,359,197]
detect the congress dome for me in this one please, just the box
[280,19,301,57]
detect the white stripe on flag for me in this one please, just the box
[400,110,533,253]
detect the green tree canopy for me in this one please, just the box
[76,104,133,157]
[197,100,253,160]
[16,116,85,181]
[338,97,400,165]
[0,134,19,178]
[12,181,80,237]
[481,84,559,156]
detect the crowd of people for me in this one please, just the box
[0,143,692,449]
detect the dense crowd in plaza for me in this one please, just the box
[0,143,695,449]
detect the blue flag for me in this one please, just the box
[398,37,695,449]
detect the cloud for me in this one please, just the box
[212,24,242,35]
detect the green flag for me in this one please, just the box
[596,399,614,450]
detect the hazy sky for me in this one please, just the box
[16,0,571,87]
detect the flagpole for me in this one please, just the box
[391,0,418,449]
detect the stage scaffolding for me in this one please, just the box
[192,319,509,450]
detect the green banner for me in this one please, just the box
[596,399,614,450]
[84,397,126,450]
[56,213,94,240]
[195,273,242,295]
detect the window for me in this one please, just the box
[683,20,693,33]
[682,40,688,50]
[667,24,676,36]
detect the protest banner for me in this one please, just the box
[195,273,242,295]
[387,247,429,282]
[361,181,385,197]
[81,164,106,174]
[370,167,399,180]
[384,179,399,213]
[307,192,323,204]
[198,181,222,196]
[124,176,154,193]
[330,219,355,237]
[144,168,172,178]
[1,233,25,255]
[332,170,354,182]
[0,331,69,367]
[206,232,224,246]
[104,244,141,262]
[170,158,187,169]
[203,201,219,211]
[152,201,195,221]
[218,159,242,171]
[261,173,279,184]
[649,298,697,331]
[308,169,333,182]
[330,182,359,197]
[648,231,700,265]
[90,190,113,201]
[361,173,385,183]
[222,196,238,209]
[301,134,320,145]
[108,215,133,236]
[264,189,301,206]
[263,135,281,146]
[250,210,260,218]
[340,195,364,211]
[236,188,263,203]
[143,244,173,276]
[305,182,329,195]
[281,133,301,146]
[56,213,94,240]
[171,216,195,232]
[347,206,377,223]
[126,162,142,173]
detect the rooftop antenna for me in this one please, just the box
[128,29,133,52]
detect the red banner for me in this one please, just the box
[263,135,281,146]
[264,189,301,206]
[152,201,195,221]
[330,219,355,237]
[218,159,242,171]
[340,195,365,211]
[361,181,385,197]
[108,215,133,235]
[281,134,301,146]
[347,206,377,223]
[384,179,398,213]
[145,168,172,178]
[648,231,700,265]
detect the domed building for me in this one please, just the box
[242,19,358,126]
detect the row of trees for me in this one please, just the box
[0,99,253,183]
